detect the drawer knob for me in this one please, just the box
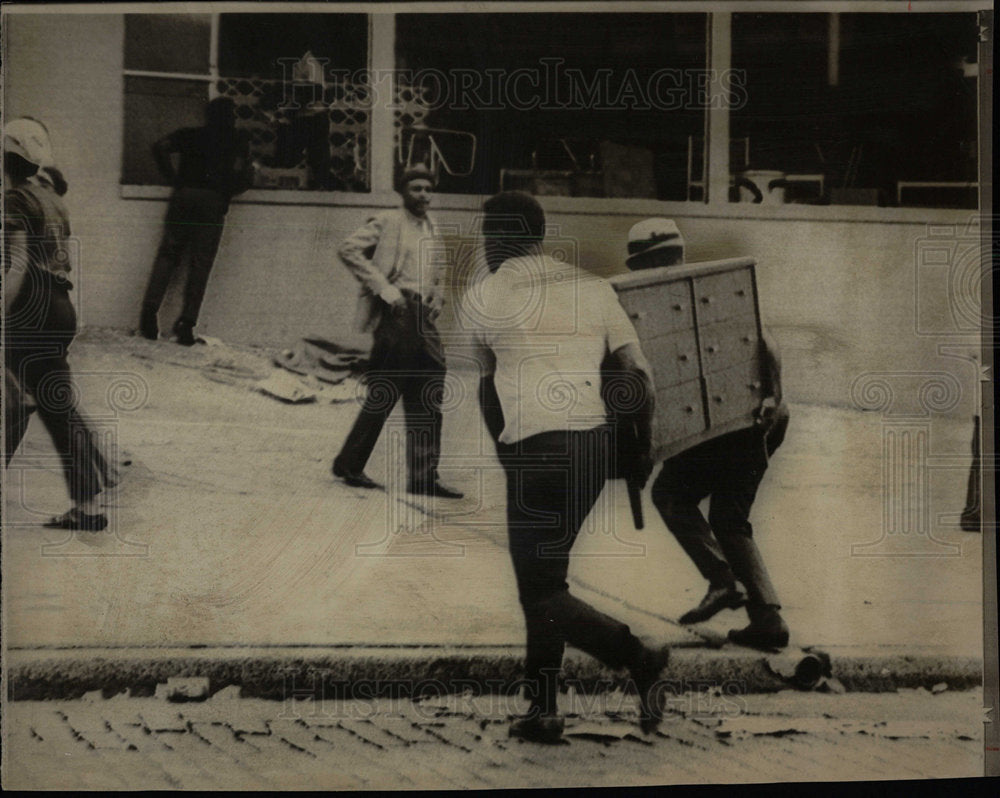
[678,354,689,362]
[736,289,746,297]
[629,311,644,320]
[684,405,694,413]
[672,303,683,311]
[742,335,752,343]
[707,345,718,353]
[713,395,723,403]
[701,296,712,304]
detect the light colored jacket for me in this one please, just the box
[338,208,445,333]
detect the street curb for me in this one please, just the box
[5,646,982,700]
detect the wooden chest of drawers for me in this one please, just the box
[610,257,765,462]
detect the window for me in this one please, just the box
[122,11,981,210]
[122,13,370,191]
[729,12,979,208]
[395,13,708,199]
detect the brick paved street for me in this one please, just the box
[4,689,984,789]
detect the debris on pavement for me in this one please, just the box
[273,337,367,384]
[255,370,320,403]
[6,691,983,789]
[563,720,635,741]
[931,682,949,694]
[714,716,978,741]
[154,676,210,702]
[763,648,832,691]
[255,369,360,404]
[209,685,244,701]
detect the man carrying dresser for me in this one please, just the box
[626,218,792,651]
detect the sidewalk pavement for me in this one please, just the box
[3,690,985,789]
[2,331,984,696]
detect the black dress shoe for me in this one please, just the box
[630,643,671,734]
[139,305,159,340]
[173,318,198,346]
[678,583,748,625]
[43,507,108,532]
[332,460,382,490]
[407,481,464,499]
[508,713,565,744]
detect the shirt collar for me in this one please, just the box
[402,207,430,227]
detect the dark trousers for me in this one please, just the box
[336,294,445,489]
[142,187,228,325]
[650,421,788,607]
[499,427,641,715]
[5,285,103,504]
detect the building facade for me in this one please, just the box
[2,8,988,414]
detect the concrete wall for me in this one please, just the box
[4,13,982,416]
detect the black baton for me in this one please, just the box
[627,479,644,530]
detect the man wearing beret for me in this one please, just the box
[331,165,462,499]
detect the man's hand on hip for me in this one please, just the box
[379,284,406,309]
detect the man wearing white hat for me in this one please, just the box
[626,218,791,650]
[4,118,110,531]
[624,217,685,271]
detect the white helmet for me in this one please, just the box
[4,117,56,169]
[625,218,684,269]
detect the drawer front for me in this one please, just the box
[652,379,706,453]
[617,281,694,339]
[697,315,760,375]
[704,359,764,428]
[692,267,755,325]
[645,329,701,388]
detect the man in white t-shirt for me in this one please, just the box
[466,191,670,743]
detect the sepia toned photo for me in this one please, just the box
[1,0,995,789]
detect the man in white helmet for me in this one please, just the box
[4,118,112,531]
[626,218,791,651]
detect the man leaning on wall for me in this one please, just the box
[138,97,253,346]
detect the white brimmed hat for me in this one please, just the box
[4,117,56,169]
[626,218,684,268]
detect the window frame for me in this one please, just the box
[119,8,986,222]
[121,11,381,197]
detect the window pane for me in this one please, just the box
[218,13,367,78]
[730,12,978,208]
[216,13,370,191]
[122,76,210,185]
[124,14,211,74]
[396,13,707,198]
